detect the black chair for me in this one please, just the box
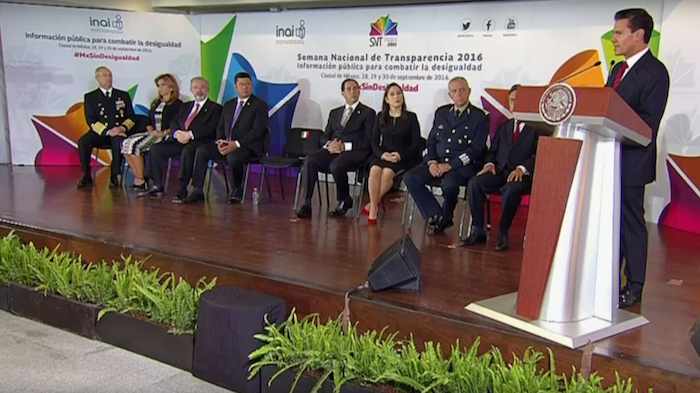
[259,128,324,209]
[316,165,369,218]
[204,128,271,204]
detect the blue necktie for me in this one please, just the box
[228,100,244,139]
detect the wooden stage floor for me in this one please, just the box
[0,164,699,391]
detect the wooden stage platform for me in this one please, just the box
[1,164,699,392]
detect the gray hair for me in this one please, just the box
[94,66,112,75]
[190,76,209,87]
[448,76,469,88]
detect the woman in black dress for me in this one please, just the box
[366,83,421,223]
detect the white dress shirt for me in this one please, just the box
[621,47,649,80]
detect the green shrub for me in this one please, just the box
[250,310,652,393]
[0,232,216,335]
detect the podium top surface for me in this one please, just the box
[513,86,652,146]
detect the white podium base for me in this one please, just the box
[466,293,649,349]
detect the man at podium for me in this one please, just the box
[608,8,669,308]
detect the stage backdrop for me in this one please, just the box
[199,0,689,227]
[0,3,201,167]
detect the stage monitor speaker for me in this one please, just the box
[691,319,700,356]
[367,235,420,292]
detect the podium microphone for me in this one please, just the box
[553,61,602,84]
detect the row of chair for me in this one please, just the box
[119,127,506,239]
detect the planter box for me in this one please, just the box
[8,283,101,338]
[96,311,193,371]
[261,366,383,393]
[0,284,10,311]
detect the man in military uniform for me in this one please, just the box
[77,66,135,189]
[404,77,489,234]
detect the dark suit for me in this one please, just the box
[78,88,135,178]
[606,50,669,295]
[148,99,182,132]
[301,102,376,204]
[149,99,222,193]
[404,104,488,224]
[467,119,538,234]
[191,95,269,194]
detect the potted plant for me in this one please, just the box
[0,231,20,311]
[96,261,215,372]
[4,236,112,339]
[249,311,649,393]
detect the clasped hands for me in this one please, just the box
[428,161,451,177]
[216,139,238,155]
[326,139,345,154]
[106,126,126,137]
[173,130,194,144]
[146,125,165,139]
[477,163,525,182]
[381,152,401,163]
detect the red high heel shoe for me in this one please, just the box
[363,203,384,216]
[367,217,378,225]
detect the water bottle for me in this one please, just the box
[252,187,260,206]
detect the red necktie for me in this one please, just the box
[512,121,521,143]
[184,102,201,130]
[611,62,629,90]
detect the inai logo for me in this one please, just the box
[369,15,398,47]
[89,14,124,33]
[483,18,494,32]
[275,19,306,44]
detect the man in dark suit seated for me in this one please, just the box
[184,72,269,204]
[77,66,136,189]
[608,9,669,308]
[139,77,222,202]
[296,79,376,218]
[462,84,538,251]
[404,77,488,234]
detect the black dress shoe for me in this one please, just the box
[109,175,120,189]
[227,189,243,204]
[181,191,204,204]
[427,215,453,235]
[171,189,189,204]
[130,183,147,191]
[462,228,487,246]
[426,214,442,234]
[296,203,312,219]
[76,176,93,189]
[495,233,509,251]
[137,186,163,198]
[619,288,642,309]
[329,199,353,217]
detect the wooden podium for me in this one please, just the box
[466,85,651,348]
